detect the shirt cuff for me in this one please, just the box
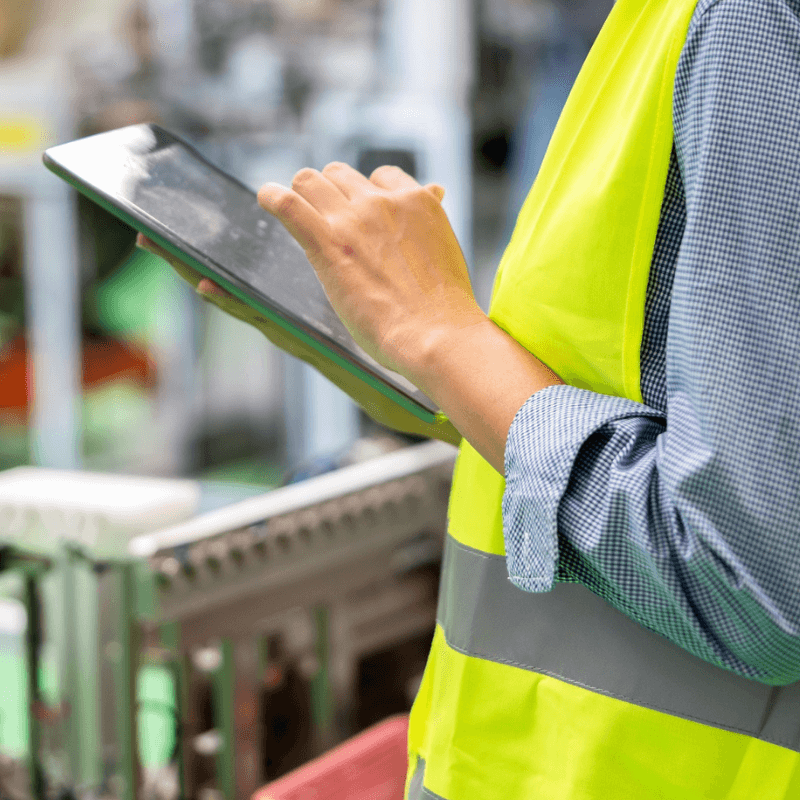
[503,385,663,593]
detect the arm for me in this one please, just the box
[504,0,800,683]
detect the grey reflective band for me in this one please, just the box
[438,535,800,753]
[408,760,444,800]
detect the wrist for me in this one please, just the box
[402,315,563,471]
[402,312,495,398]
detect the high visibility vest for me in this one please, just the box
[406,0,800,797]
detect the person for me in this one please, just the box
[140,0,800,795]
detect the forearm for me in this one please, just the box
[405,316,563,472]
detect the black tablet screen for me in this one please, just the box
[45,124,434,413]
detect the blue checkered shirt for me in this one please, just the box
[502,0,800,684]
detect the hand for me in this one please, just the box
[142,162,562,470]
[257,164,562,473]
[135,232,462,445]
[257,164,489,392]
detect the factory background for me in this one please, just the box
[0,0,611,798]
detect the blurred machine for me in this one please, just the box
[132,440,454,800]
[0,537,52,800]
[0,440,456,800]
[0,468,201,800]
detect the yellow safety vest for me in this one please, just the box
[406,0,800,797]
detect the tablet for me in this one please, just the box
[43,123,439,421]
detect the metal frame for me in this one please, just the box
[134,441,456,800]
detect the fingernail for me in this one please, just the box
[257,182,284,203]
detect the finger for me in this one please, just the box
[196,278,234,300]
[136,234,200,280]
[424,183,446,203]
[257,182,330,257]
[291,167,349,214]
[136,233,169,259]
[320,161,374,200]
[369,164,419,192]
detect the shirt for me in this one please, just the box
[502,0,800,684]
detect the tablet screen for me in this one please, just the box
[45,124,436,414]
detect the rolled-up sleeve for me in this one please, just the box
[502,0,800,685]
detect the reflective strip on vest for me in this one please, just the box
[439,534,800,752]
[408,760,441,800]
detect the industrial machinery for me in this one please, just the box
[0,440,456,800]
[131,440,454,800]
[0,542,51,800]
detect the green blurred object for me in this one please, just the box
[80,381,153,471]
[197,457,283,488]
[0,382,154,473]
[137,666,177,766]
[94,247,172,337]
[0,651,176,768]
[0,651,32,757]
[0,194,139,336]
[0,424,29,472]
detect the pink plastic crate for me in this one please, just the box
[252,715,409,800]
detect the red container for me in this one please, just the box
[252,715,409,800]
